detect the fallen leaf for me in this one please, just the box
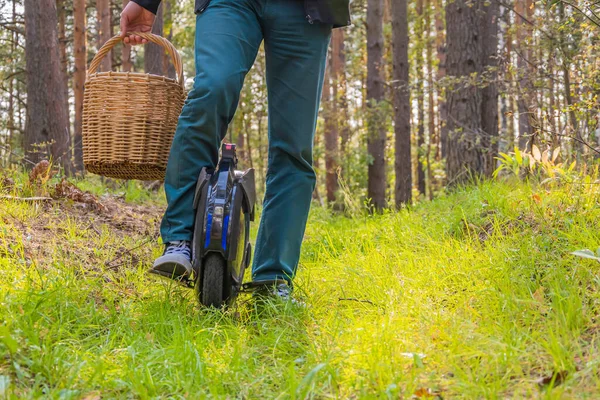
[533,286,545,303]
[81,392,101,400]
[535,370,568,387]
[414,387,443,398]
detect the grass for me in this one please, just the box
[0,170,599,398]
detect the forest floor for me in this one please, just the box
[0,168,599,399]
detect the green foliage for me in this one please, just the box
[493,145,588,187]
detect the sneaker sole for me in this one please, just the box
[150,255,193,281]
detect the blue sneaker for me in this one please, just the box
[150,241,193,281]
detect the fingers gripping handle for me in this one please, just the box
[87,32,184,86]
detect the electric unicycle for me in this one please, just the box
[191,143,256,307]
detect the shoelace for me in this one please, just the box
[165,241,191,260]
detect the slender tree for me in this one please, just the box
[367,0,387,210]
[330,29,351,185]
[515,0,532,149]
[73,0,86,171]
[480,0,500,174]
[323,63,339,205]
[122,0,133,72]
[434,0,447,161]
[97,0,112,71]
[56,0,71,165]
[425,0,435,197]
[392,0,412,206]
[415,0,426,195]
[23,0,71,171]
[145,2,164,75]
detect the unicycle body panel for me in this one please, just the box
[192,144,255,307]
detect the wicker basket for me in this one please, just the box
[82,32,186,181]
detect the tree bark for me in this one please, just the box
[23,0,72,171]
[97,0,112,72]
[445,0,484,184]
[73,0,86,172]
[515,0,532,150]
[163,0,177,79]
[122,0,133,72]
[331,29,349,190]
[435,0,447,161]
[367,0,387,210]
[425,0,435,197]
[416,0,426,196]
[56,0,72,165]
[145,2,164,75]
[7,0,17,163]
[323,59,339,204]
[480,0,499,175]
[391,0,412,206]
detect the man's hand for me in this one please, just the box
[120,2,156,45]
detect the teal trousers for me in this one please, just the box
[160,0,332,283]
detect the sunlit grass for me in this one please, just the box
[0,175,599,398]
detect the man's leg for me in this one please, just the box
[252,1,332,283]
[160,0,263,244]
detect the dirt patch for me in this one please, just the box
[1,179,164,272]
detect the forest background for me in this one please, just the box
[2,0,599,208]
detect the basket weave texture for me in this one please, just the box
[83,32,186,180]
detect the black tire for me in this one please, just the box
[198,253,226,308]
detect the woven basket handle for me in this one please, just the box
[88,32,184,87]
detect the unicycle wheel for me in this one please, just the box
[198,253,226,308]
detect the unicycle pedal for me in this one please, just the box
[191,143,256,307]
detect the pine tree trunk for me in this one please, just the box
[504,6,515,148]
[367,0,387,210]
[425,0,435,197]
[97,0,112,72]
[73,0,86,171]
[122,0,133,72]
[331,30,349,190]
[416,0,426,195]
[145,2,164,75]
[7,0,17,162]
[515,0,531,150]
[24,0,72,171]
[392,0,412,206]
[323,60,339,204]
[445,0,484,184]
[435,0,447,160]
[480,0,499,175]
[56,0,72,165]
[56,0,69,104]
[163,0,177,79]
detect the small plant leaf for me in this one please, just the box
[571,250,600,261]
[0,326,17,354]
[552,147,560,162]
[413,353,425,368]
[296,363,326,396]
[514,147,523,164]
[532,144,542,161]
[0,375,9,396]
